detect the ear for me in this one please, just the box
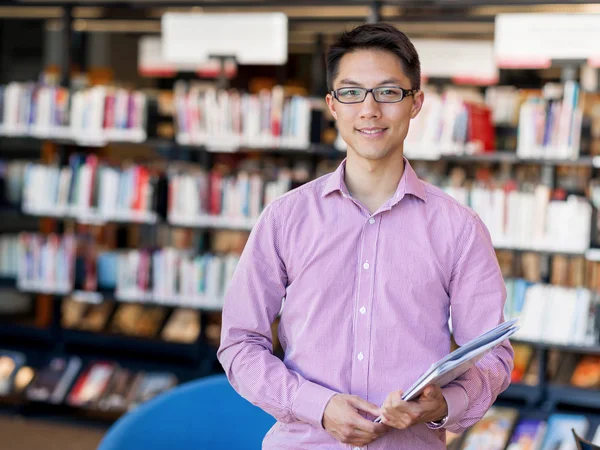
[410,90,424,119]
[326,92,338,120]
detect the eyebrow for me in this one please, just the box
[337,78,402,87]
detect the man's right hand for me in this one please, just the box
[322,394,390,447]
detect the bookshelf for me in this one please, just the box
[0,7,599,449]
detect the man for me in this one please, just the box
[217,23,513,449]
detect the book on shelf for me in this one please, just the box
[517,81,583,160]
[445,183,591,254]
[510,343,535,384]
[570,355,600,389]
[67,361,117,409]
[1,348,181,414]
[0,350,26,396]
[457,407,519,450]
[22,156,160,224]
[167,161,293,225]
[0,82,147,144]
[173,83,314,150]
[97,367,137,413]
[540,414,588,450]
[0,160,26,207]
[160,308,201,344]
[17,232,76,294]
[126,371,178,411]
[485,86,521,127]
[505,418,547,450]
[508,281,599,346]
[26,356,82,404]
[116,248,239,310]
[0,235,19,278]
[404,86,496,160]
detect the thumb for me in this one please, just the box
[421,385,438,400]
[349,396,381,417]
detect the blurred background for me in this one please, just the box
[1,1,600,449]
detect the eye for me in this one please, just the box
[379,88,401,96]
[339,89,361,97]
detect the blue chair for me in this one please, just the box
[98,374,276,450]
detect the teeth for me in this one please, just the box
[360,129,384,134]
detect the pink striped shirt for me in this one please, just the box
[218,158,514,450]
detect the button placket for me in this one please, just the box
[350,212,379,404]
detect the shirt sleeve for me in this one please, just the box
[217,202,338,429]
[442,214,515,434]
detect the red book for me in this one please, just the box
[132,166,149,212]
[466,102,495,152]
[209,171,223,216]
[103,91,115,130]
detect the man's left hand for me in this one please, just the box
[379,385,448,430]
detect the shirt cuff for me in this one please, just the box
[440,384,469,428]
[291,381,338,429]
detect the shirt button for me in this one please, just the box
[363,262,369,270]
[369,217,375,224]
[357,352,364,361]
[360,306,366,314]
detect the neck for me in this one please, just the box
[344,148,405,213]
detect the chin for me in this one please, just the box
[349,144,395,161]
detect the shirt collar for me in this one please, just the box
[321,157,427,203]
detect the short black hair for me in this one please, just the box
[326,23,421,92]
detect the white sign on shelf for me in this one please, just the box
[138,35,238,78]
[495,14,600,68]
[412,39,498,85]
[162,13,288,65]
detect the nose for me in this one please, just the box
[359,91,382,120]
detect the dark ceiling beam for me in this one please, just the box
[433,0,600,5]
[8,0,600,5]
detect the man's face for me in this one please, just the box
[326,49,424,162]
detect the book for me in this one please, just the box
[98,367,137,412]
[506,418,547,450]
[375,319,518,422]
[67,361,116,408]
[511,344,534,383]
[26,356,82,404]
[161,308,201,343]
[540,414,588,450]
[570,355,600,389]
[0,350,26,395]
[458,407,519,450]
[127,371,178,410]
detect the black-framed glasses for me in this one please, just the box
[331,86,418,104]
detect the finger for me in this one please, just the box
[421,385,439,399]
[342,428,375,447]
[351,414,389,435]
[348,396,382,417]
[388,390,405,408]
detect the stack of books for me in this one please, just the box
[404,87,495,160]
[0,350,178,415]
[0,83,147,145]
[116,248,239,310]
[0,235,19,278]
[167,164,292,228]
[517,81,583,160]
[22,155,159,224]
[17,232,76,294]
[173,84,313,150]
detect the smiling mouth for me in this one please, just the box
[356,128,388,136]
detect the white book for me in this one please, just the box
[592,425,600,445]
[374,319,519,422]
